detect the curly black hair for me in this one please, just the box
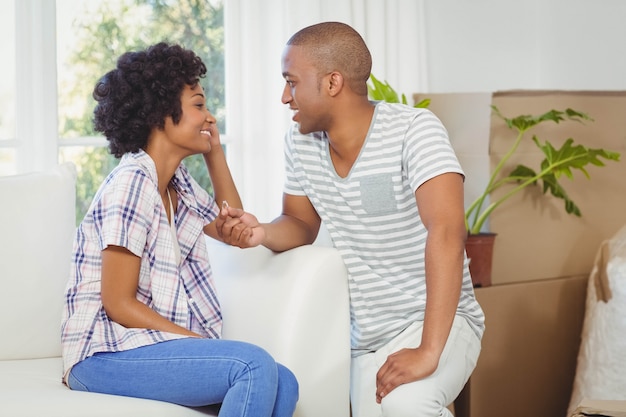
[93,42,207,158]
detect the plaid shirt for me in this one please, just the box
[61,150,221,376]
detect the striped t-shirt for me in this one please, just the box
[284,101,485,355]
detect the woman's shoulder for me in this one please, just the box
[104,153,155,187]
[91,160,157,213]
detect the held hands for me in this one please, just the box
[215,201,265,248]
[375,346,440,403]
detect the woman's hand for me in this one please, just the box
[205,119,221,151]
[215,205,266,248]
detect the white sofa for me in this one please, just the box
[0,163,351,417]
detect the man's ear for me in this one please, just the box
[327,71,344,97]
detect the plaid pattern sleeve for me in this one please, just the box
[61,151,222,376]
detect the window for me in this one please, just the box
[8,0,225,222]
[0,0,16,175]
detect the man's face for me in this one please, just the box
[281,45,330,134]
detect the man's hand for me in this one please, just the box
[375,346,440,403]
[215,204,265,248]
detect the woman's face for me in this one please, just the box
[161,83,217,157]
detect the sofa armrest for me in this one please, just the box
[0,163,76,360]
[206,238,351,417]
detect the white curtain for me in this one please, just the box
[225,0,428,221]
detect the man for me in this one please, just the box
[219,21,484,417]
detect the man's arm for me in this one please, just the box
[216,192,321,252]
[264,192,322,251]
[375,172,466,402]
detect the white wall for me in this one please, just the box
[403,0,626,230]
[420,0,626,93]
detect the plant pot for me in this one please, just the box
[465,233,497,287]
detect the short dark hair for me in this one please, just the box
[287,22,372,96]
[92,42,207,157]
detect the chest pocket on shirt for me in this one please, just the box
[359,174,396,215]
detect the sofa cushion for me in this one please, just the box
[0,357,218,416]
[0,163,77,360]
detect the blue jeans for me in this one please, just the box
[68,338,299,417]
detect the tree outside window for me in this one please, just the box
[57,0,224,223]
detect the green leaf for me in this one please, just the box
[565,108,594,122]
[508,165,538,184]
[367,74,430,108]
[533,137,621,180]
[415,98,431,108]
[526,137,620,216]
[367,74,401,103]
[491,106,593,133]
[539,172,581,216]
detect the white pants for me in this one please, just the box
[351,315,481,417]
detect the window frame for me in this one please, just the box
[8,0,234,176]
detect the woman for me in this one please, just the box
[61,42,298,416]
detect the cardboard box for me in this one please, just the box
[471,276,587,417]
[571,399,626,417]
[415,90,626,286]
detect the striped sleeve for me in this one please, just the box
[403,109,464,193]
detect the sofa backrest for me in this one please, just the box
[0,163,76,360]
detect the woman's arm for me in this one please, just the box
[204,145,242,210]
[100,245,200,337]
[202,122,243,239]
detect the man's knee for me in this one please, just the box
[382,383,447,417]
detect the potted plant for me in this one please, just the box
[464,106,620,286]
[368,75,621,286]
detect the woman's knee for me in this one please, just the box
[234,343,280,381]
[277,363,299,400]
